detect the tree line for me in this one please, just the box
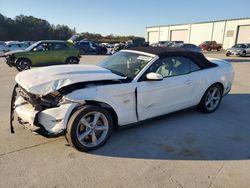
[0,14,144,43]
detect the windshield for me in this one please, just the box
[25,41,41,51]
[232,44,247,48]
[99,51,153,80]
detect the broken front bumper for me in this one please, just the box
[10,85,78,134]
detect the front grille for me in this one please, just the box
[18,86,42,111]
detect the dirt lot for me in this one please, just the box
[0,53,250,188]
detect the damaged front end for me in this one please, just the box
[5,54,16,67]
[10,84,80,136]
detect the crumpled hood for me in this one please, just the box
[15,65,126,96]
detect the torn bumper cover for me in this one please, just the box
[10,85,80,134]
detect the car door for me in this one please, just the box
[29,42,55,65]
[79,41,92,54]
[136,56,196,121]
[89,42,98,54]
[50,42,70,63]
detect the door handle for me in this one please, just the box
[184,80,193,85]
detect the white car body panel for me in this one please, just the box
[137,73,195,120]
[13,52,234,134]
[65,83,138,125]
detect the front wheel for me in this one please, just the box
[198,84,222,113]
[66,105,113,152]
[16,59,31,71]
[241,51,246,57]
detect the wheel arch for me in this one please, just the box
[67,100,119,130]
[65,56,79,64]
[16,57,32,65]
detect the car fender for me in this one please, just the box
[63,83,138,126]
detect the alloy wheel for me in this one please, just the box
[76,111,109,147]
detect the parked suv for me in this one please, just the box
[75,40,107,55]
[226,43,250,57]
[199,41,222,51]
[4,40,80,71]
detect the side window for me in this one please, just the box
[148,56,200,78]
[187,58,201,72]
[35,43,45,51]
[80,42,89,47]
[53,43,69,50]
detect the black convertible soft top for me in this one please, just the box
[128,47,217,69]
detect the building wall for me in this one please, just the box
[189,23,213,45]
[146,18,250,49]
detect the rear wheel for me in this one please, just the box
[66,57,79,64]
[66,105,113,152]
[241,51,246,57]
[198,84,222,113]
[16,59,31,71]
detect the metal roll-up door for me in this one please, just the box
[237,25,250,43]
[170,30,188,42]
[148,31,159,44]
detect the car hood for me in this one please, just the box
[4,49,27,56]
[227,47,244,51]
[15,65,126,96]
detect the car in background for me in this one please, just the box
[4,40,80,71]
[5,42,30,52]
[0,42,8,56]
[125,39,149,48]
[158,41,172,47]
[170,43,202,53]
[199,41,222,51]
[226,43,250,57]
[11,47,234,151]
[75,40,107,55]
[101,43,114,48]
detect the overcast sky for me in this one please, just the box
[0,0,250,36]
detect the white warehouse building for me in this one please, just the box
[145,18,250,49]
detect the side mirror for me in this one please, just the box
[146,72,163,81]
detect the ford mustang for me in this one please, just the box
[10,47,234,151]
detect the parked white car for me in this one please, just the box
[11,47,234,151]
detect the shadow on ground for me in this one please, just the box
[91,94,250,160]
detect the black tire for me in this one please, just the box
[16,58,31,71]
[217,48,221,51]
[66,57,79,64]
[241,51,246,57]
[66,105,113,152]
[225,53,230,56]
[198,84,223,113]
[207,48,211,51]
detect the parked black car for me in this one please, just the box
[75,40,107,55]
[170,43,202,53]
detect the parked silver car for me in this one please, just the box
[226,43,250,57]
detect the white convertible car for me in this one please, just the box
[11,47,234,151]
